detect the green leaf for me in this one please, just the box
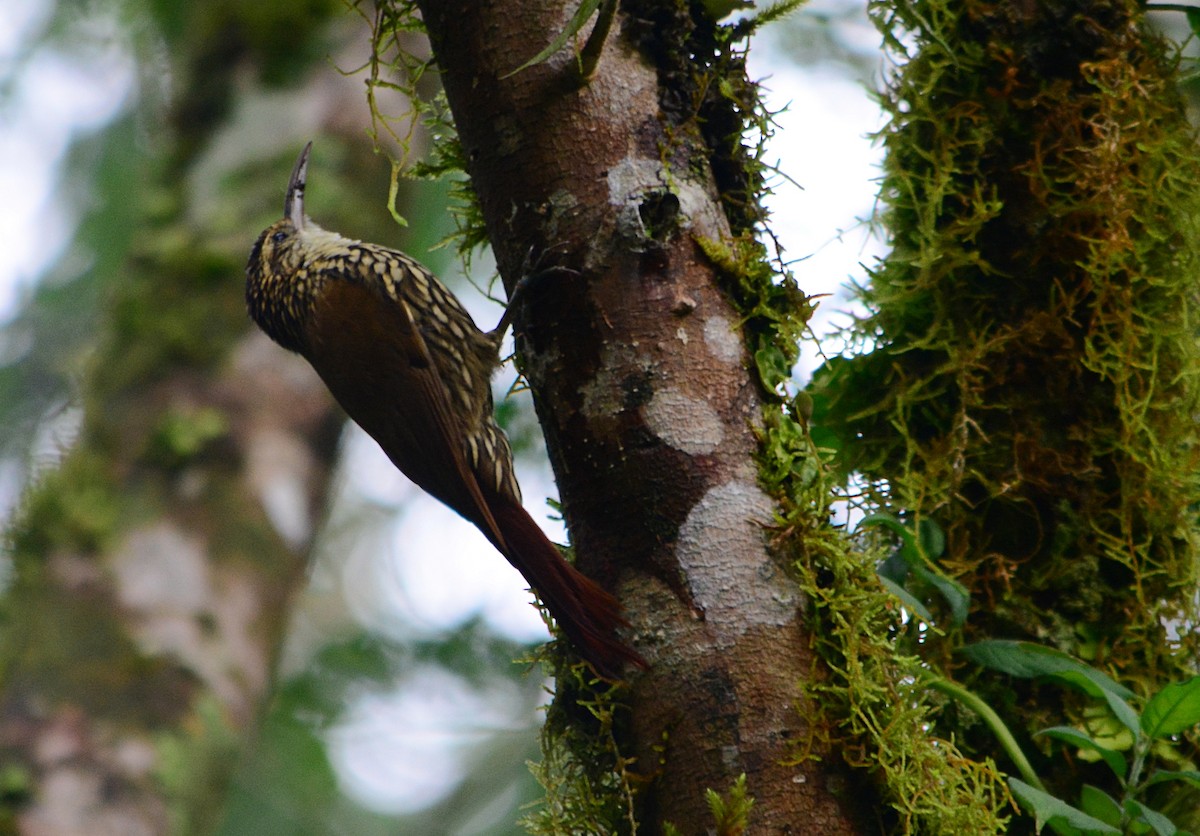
[754,343,792,394]
[876,549,909,585]
[1125,800,1179,836]
[1008,778,1121,834]
[1078,785,1122,827]
[961,641,1135,700]
[861,513,948,564]
[808,425,841,456]
[1033,673,1140,738]
[863,514,966,622]
[501,0,603,78]
[876,574,934,622]
[1078,702,1135,754]
[910,564,970,625]
[1035,727,1127,780]
[1144,769,1200,788]
[859,512,911,540]
[918,518,945,558]
[859,514,919,563]
[1142,676,1200,739]
[1099,689,1142,739]
[1188,8,1200,40]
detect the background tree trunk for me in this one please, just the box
[0,4,355,832]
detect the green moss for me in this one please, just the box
[2,445,204,729]
[520,658,640,836]
[156,694,243,835]
[686,3,1013,827]
[703,774,754,836]
[0,764,31,833]
[409,134,491,261]
[0,568,199,728]
[7,451,122,557]
[352,0,492,263]
[737,415,1013,833]
[146,407,231,470]
[811,0,1200,819]
[624,0,800,237]
[99,237,245,395]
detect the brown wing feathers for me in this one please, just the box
[262,223,644,677]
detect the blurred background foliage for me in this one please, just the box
[0,0,557,832]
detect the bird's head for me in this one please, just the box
[245,141,334,353]
[246,141,315,287]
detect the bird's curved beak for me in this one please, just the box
[284,141,312,230]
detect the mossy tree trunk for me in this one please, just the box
[415,0,874,832]
[818,0,1200,828]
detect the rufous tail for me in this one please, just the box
[487,497,646,679]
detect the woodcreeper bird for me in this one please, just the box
[245,143,643,678]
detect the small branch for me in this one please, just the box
[924,675,1045,792]
[578,0,616,81]
[1145,3,1200,12]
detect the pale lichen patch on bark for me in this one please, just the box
[604,155,726,244]
[543,187,579,241]
[25,756,165,836]
[672,176,729,241]
[228,332,327,548]
[643,386,723,455]
[111,524,211,615]
[675,481,797,639]
[578,340,653,420]
[703,314,742,364]
[606,156,667,245]
[110,524,220,691]
[606,156,666,209]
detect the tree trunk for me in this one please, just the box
[417,0,869,831]
[0,4,347,833]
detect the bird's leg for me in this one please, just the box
[488,261,579,345]
[488,272,532,345]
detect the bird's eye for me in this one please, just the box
[272,231,287,243]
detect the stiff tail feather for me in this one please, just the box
[488,497,646,679]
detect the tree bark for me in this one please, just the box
[417,0,868,830]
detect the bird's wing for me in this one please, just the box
[304,279,508,552]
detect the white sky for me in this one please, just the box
[0,0,885,818]
[0,5,135,321]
